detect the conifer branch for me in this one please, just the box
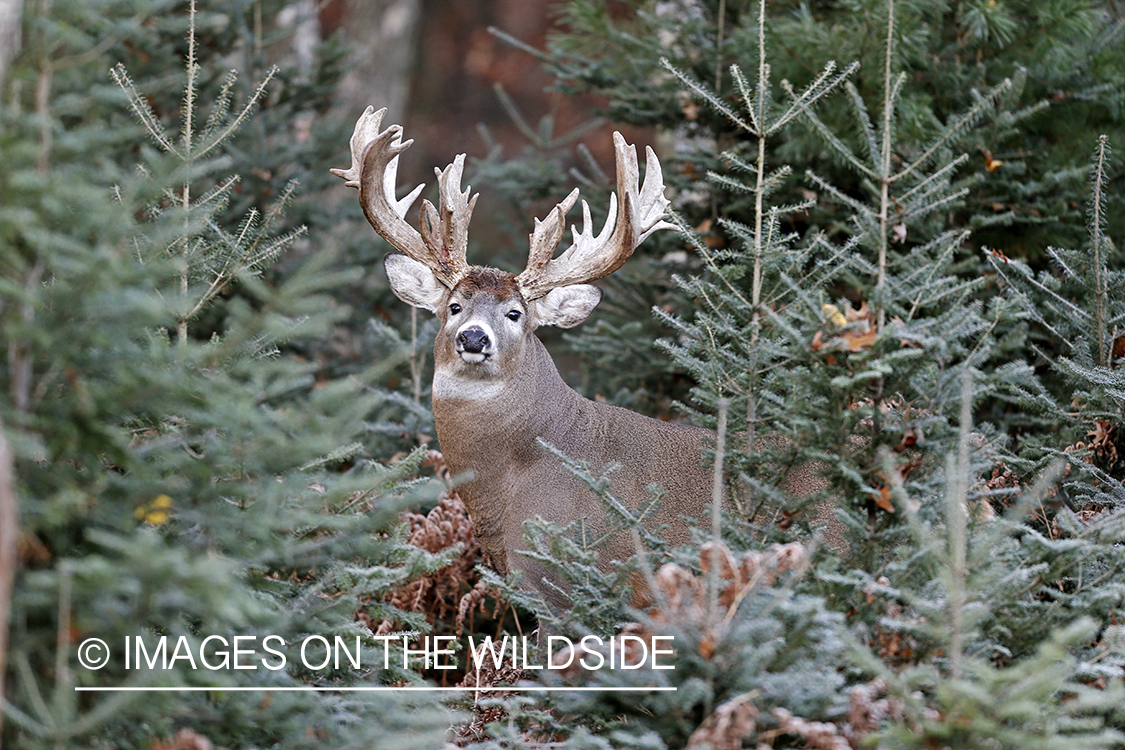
[773,60,857,135]
[1089,135,1109,366]
[846,82,880,167]
[753,0,767,133]
[896,153,970,205]
[110,63,178,156]
[990,253,1092,335]
[194,66,277,161]
[949,370,973,681]
[182,0,198,158]
[200,69,238,145]
[799,104,877,179]
[891,78,1012,186]
[707,398,729,628]
[805,170,873,217]
[898,185,970,225]
[662,58,753,133]
[668,210,753,311]
[731,63,759,135]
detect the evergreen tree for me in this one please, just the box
[445,0,1125,746]
[1,1,456,747]
[493,0,1125,434]
[988,135,1125,504]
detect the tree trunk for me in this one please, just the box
[0,0,22,106]
[332,0,421,121]
[0,422,17,749]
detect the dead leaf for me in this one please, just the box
[841,327,878,353]
[1112,333,1125,362]
[688,695,758,750]
[872,483,895,513]
[894,426,922,452]
[981,147,1003,172]
[822,304,848,328]
[846,301,873,324]
[812,301,878,354]
[150,729,214,750]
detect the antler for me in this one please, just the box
[331,106,474,288]
[516,132,674,300]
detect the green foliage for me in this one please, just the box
[1,1,455,747]
[459,0,1125,746]
[4,0,1125,746]
[989,136,1125,501]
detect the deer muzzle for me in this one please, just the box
[456,325,492,363]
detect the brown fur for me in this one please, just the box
[453,268,525,301]
[387,257,838,614]
[433,322,713,613]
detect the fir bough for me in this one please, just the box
[2,1,457,747]
[462,0,1125,747]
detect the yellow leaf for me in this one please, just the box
[822,304,847,328]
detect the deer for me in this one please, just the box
[332,107,796,612]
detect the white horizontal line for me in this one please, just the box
[75,686,676,693]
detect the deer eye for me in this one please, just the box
[506,310,522,322]
[449,303,462,315]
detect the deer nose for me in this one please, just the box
[457,326,490,353]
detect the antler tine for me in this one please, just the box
[523,188,581,280]
[330,107,427,220]
[331,107,470,289]
[330,105,386,188]
[636,141,676,242]
[516,132,672,300]
[418,154,477,283]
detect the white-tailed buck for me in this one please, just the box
[333,107,717,610]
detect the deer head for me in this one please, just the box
[331,107,674,386]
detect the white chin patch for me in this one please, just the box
[459,352,487,364]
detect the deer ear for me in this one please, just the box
[534,284,603,329]
[384,253,446,313]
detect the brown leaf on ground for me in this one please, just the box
[813,301,878,354]
[872,482,895,513]
[687,695,759,750]
[368,451,503,639]
[773,708,852,750]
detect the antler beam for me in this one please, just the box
[331,106,473,289]
[516,132,674,300]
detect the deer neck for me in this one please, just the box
[432,333,580,451]
[431,334,583,539]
